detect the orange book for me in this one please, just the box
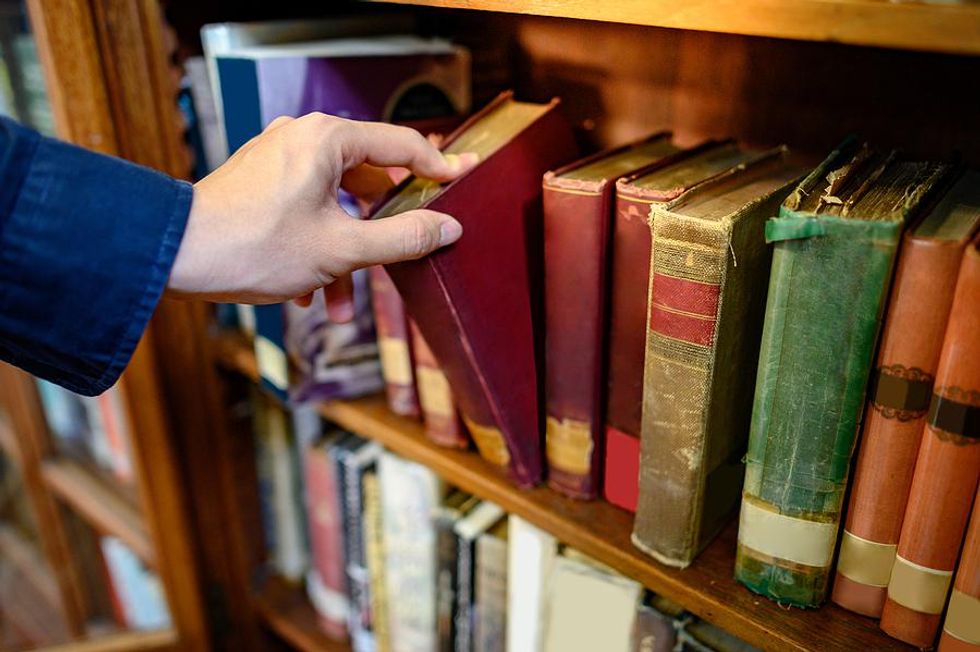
[939,488,980,652]
[880,232,980,648]
[409,320,468,449]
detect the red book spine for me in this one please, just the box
[368,265,421,418]
[409,320,468,448]
[305,444,348,641]
[938,488,980,652]
[543,177,612,499]
[880,237,980,648]
[833,234,966,617]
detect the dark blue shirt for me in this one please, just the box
[0,117,192,395]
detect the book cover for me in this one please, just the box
[604,140,761,512]
[434,492,479,652]
[834,171,980,617]
[735,141,951,607]
[379,453,443,652]
[371,92,578,486]
[632,149,802,568]
[363,470,391,652]
[506,516,558,652]
[369,265,422,418]
[410,320,468,448]
[543,132,679,500]
[454,501,506,652]
[880,232,980,647]
[938,487,980,652]
[474,518,508,652]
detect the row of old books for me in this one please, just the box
[248,389,759,652]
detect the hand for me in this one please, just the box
[166,112,477,304]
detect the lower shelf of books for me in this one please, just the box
[253,575,351,652]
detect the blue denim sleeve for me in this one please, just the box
[0,117,192,395]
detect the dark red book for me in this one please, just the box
[409,319,468,448]
[542,133,679,499]
[368,265,421,418]
[371,92,577,486]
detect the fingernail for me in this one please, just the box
[444,153,462,171]
[439,220,463,246]
[458,152,479,167]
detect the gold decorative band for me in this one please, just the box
[416,367,454,417]
[944,589,980,645]
[378,337,413,386]
[463,416,511,467]
[836,531,897,587]
[737,497,837,568]
[546,416,593,475]
[887,554,953,614]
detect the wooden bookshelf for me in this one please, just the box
[371,0,980,55]
[213,333,910,652]
[252,575,352,652]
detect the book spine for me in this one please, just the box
[341,448,378,652]
[474,533,508,652]
[881,239,980,647]
[938,488,980,652]
[543,181,611,499]
[454,537,476,652]
[435,513,461,652]
[410,321,468,448]
[506,516,557,652]
[630,602,679,652]
[363,472,391,652]
[833,235,965,617]
[305,444,349,640]
[603,193,657,511]
[253,303,289,401]
[369,265,422,418]
[736,216,903,607]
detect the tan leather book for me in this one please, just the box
[938,487,980,652]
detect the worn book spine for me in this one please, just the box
[363,471,390,652]
[305,442,349,640]
[735,214,905,607]
[435,511,462,652]
[369,265,421,418]
[543,174,613,499]
[881,238,980,647]
[632,167,787,568]
[474,530,508,652]
[833,233,967,617]
[410,321,468,449]
[938,488,980,652]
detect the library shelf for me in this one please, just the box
[369,0,980,56]
[40,458,155,568]
[35,629,180,652]
[212,333,910,652]
[253,575,352,652]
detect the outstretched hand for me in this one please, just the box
[167,112,477,305]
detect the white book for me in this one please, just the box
[506,516,558,652]
[266,405,307,581]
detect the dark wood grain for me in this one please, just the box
[253,575,352,652]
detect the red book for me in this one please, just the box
[369,265,421,418]
[409,319,468,448]
[542,133,679,499]
[603,140,756,511]
[938,487,980,652]
[305,438,349,641]
[880,233,980,648]
[371,92,577,486]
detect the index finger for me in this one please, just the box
[337,120,478,182]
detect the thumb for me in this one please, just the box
[342,209,463,268]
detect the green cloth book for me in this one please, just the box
[734,140,951,607]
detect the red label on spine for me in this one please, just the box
[649,273,720,347]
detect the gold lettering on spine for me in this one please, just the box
[836,531,897,587]
[463,416,511,467]
[545,416,593,475]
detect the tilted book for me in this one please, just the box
[410,320,468,449]
[880,232,980,647]
[369,265,421,418]
[632,148,802,568]
[735,141,951,607]
[939,486,980,652]
[542,133,679,499]
[372,92,578,486]
[604,140,762,512]
[833,171,980,617]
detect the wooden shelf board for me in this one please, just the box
[36,628,179,652]
[213,334,910,652]
[252,575,351,652]
[370,0,980,55]
[40,458,155,568]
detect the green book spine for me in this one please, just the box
[735,213,902,607]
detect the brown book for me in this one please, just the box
[880,231,980,648]
[938,487,980,652]
[834,171,980,617]
[603,140,761,512]
[410,320,468,448]
[543,133,679,500]
[369,265,421,418]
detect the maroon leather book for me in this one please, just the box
[543,133,679,499]
[371,92,578,487]
[369,265,421,418]
[409,319,468,448]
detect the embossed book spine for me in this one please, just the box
[632,150,797,568]
[408,320,468,448]
[734,146,948,607]
[834,204,979,616]
[939,488,980,652]
[369,265,421,418]
[881,236,980,647]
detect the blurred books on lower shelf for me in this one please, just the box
[100,536,171,631]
